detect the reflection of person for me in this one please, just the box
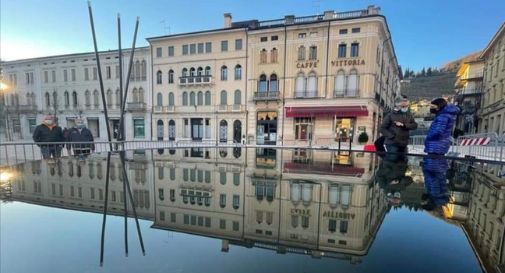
[380,97,418,156]
[424,98,460,155]
[32,115,64,160]
[376,155,412,206]
[421,157,449,210]
[66,118,95,156]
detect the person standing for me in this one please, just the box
[32,115,64,160]
[424,98,460,155]
[66,118,95,156]
[380,97,418,158]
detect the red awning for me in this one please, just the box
[285,105,368,118]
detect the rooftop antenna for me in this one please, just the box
[159,20,171,34]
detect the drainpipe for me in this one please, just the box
[281,25,287,146]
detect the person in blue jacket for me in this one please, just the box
[424,98,460,155]
[422,157,450,210]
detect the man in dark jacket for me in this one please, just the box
[424,98,460,155]
[32,115,64,159]
[380,97,418,158]
[66,118,95,156]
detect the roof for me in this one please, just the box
[479,22,505,59]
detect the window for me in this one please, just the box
[329,219,337,232]
[168,70,174,84]
[298,46,306,61]
[93,90,100,107]
[232,221,239,231]
[197,91,203,105]
[72,91,78,107]
[295,117,313,140]
[168,120,176,140]
[352,27,361,33]
[106,66,111,79]
[301,216,309,229]
[340,220,348,233]
[182,92,188,106]
[271,35,278,41]
[340,185,351,206]
[93,67,97,80]
[28,118,36,133]
[190,92,196,106]
[133,119,145,138]
[295,73,305,96]
[156,70,162,84]
[64,91,70,107]
[271,48,278,63]
[270,74,278,91]
[156,93,163,106]
[156,47,162,57]
[220,219,226,229]
[168,46,174,56]
[52,70,56,82]
[182,44,188,55]
[44,71,48,83]
[219,194,226,208]
[235,39,242,50]
[220,120,228,142]
[347,69,359,96]
[205,91,211,105]
[298,33,306,39]
[84,68,89,81]
[45,92,51,107]
[260,49,267,64]
[234,90,241,105]
[233,173,240,186]
[205,42,212,53]
[338,44,347,58]
[260,36,267,42]
[63,70,68,82]
[190,44,196,54]
[309,46,317,60]
[334,70,346,96]
[339,29,348,35]
[232,195,240,209]
[221,66,228,81]
[234,65,242,80]
[197,43,204,54]
[71,69,76,81]
[219,91,227,106]
[351,43,359,57]
[221,40,228,52]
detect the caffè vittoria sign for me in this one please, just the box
[296,59,365,68]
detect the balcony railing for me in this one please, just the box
[253,91,280,101]
[334,89,359,98]
[217,104,245,112]
[294,91,319,99]
[154,105,176,113]
[179,76,213,86]
[256,8,371,28]
[127,102,147,112]
[5,104,38,113]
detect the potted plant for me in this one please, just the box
[358,131,369,144]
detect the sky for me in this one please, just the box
[1,0,504,71]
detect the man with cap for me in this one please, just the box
[380,96,418,158]
[66,118,95,156]
[424,98,460,155]
[32,115,65,160]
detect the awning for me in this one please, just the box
[283,162,365,177]
[285,105,368,118]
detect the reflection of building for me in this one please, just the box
[464,165,505,273]
[0,48,152,141]
[454,59,484,134]
[479,22,505,134]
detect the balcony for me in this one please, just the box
[127,102,147,112]
[334,89,359,98]
[6,104,38,113]
[294,91,320,99]
[253,91,280,101]
[179,76,213,86]
[154,105,176,113]
[217,104,245,112]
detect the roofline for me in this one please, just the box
[146,27,247,42]
[479,22,505,59]
[1,46,150,64]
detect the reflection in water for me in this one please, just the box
[1,148,503,272]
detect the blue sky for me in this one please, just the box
[1,0,504,71]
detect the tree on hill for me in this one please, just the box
[421,67,426,77]
[427,67,432,76]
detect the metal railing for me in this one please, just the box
[253,91,280,101]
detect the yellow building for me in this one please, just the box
[455,59,484,133]
[479,22,505,134]
[147,6,400,146]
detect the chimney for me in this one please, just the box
[285,15,295,25]
[323,10,334,20]
[224,13,232,28]
[367,5,380,15]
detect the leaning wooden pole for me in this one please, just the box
[88,1,113,150]
[99,152,112,266]
[118,17,139,141]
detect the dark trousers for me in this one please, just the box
[41,146,62,159]
[385,144,408,161]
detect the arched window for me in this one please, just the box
[270,74,278,92]
[234,65,242,80]
[52,92,57,107]
[182,92,188,106]
[93,90,100,107]
[26,93,31,106]
[45,92,51,107]
[156,92,163,106]
[220,90,227,105]
[298,46,306,61]
[132,88,139,103]
[271,48,278,63]
[204,66,211,76]
[197,91,203,105]
[260,49,267,64]
[309,46,317,60]
[168,120,176,140]
[205,91,211,105]
[219,120,228,142]
[259,74,267,92]
[85,90,91,106]
[138,88,144,103]
[334,70,346,96]
[189,91,196,106]
[233,120,242,144]
[106,89,112,106]
[72,91,78,107]
[234,90,241,105]
[130,61,135,81]
[182,68,188,77]
[197,67,203,82]
[156,70,162,84]
[141,60,147,80]
[307,72,317,97]
[115,89,120,107]
[347,69,359,96]
[168,92,175,106]
[135,60,141,81]
[295,72,306,97]
[63,91,69,107]
[220,65,228,81]
[168,69,174,84]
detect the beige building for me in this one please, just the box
[479,22,505,135]
[147,6,400,146]
[455,59,484,133]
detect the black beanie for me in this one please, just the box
[431,97,447,110]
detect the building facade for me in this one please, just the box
[479,22,505,135]
[0,48,152,141]
[147,6,400,145]
[455,59,484,134]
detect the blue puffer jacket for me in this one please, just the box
[422,157,449,206]
[424,104,460,154]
